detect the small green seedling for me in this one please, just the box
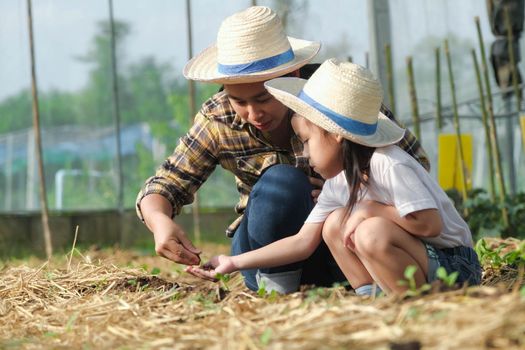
[436,267,459,287]
[398,265,431,297]
[260,328,272,346]
[215,273,231,291]
[257,281,267,297]
[150,267,161,275]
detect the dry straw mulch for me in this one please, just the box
[1,243,524,350]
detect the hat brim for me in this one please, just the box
[183,37,320,84]
[265,77,406,147]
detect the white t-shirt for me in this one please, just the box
[306,145,473,248]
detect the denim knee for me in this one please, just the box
[245,164,314,246]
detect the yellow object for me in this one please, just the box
[438,134,473,192]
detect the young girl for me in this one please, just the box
[187,59,481,295]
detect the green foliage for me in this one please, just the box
[0,19,240,212]
[475,238,525,268]
[215,273,231,291]
[260,328,273,346]
[398,265,431,297]
[436,267,459,287]
[447,188,525,239]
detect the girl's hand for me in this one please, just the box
[342,213,366,250]
[342,200,381,249]
[309,176,324,203]
[185,255,238,281]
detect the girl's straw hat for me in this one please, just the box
[183,6,320,84]
[264,59,405,147]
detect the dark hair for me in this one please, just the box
[342,139,376,221]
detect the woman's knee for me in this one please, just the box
[246,164,314,241]
[252,164,312,204]
[322,208,346,244]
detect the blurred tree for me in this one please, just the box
[76,20,131,127]
[0,91,32,133]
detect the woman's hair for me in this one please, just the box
[341,139,376,221]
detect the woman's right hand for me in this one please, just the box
[152,222,201,265]
[185,255,238,281]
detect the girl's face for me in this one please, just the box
[291,114,344,179]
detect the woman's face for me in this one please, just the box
[291,114,344,179]
[224,82,289,132]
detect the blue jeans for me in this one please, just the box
[231,164,346,291]
[425,244,482,285]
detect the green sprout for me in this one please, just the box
[215,273,231,291]
[260,328,272,345]
[436,267,459,287]
[398,265,431,297]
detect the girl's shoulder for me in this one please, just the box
[371,145,409,167]
[371,145,422,177]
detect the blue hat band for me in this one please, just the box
[218,48,295,75]
[298,90,378,136]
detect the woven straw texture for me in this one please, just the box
[183,6,320,84]
[265,59,405,147]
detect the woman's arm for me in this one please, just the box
[186,222,324,280]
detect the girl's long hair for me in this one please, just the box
[342,139,376,222]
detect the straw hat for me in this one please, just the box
[183,6,320,84]
[264,59,405,147]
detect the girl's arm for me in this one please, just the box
[358,200,442,238]
[186,222,324,280]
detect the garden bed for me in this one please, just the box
[0,240,524,349]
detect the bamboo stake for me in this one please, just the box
[475,16,509,229]
[186,0,201,244]
[435,47,443,132]
[444,40,469,215]
[471,49,496,202]
[503,5,522,111]
[406,57,421,141]
[26,0,53,259]
[108,0,124,215]
[503,5,525,163]
[385,44,396,116]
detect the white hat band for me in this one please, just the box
[218,47,295,75]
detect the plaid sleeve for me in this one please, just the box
[381,105,430,172]
[136,113,219,221]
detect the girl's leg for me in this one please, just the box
[353,217,429,294]
[322,208,375,289]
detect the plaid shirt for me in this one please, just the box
[136,92,430,237]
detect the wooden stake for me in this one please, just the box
[406,56,421,141]
[503,5,522,111]
[444,40,469,215]
[435,47,443,132]
[471,49,496,202]
[385,44,396,115]
[186,0,201,243]
[26,0,53,259]
[475,16,509,229]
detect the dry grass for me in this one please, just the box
[1,241,524,350]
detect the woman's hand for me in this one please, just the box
[185,255,238,281]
